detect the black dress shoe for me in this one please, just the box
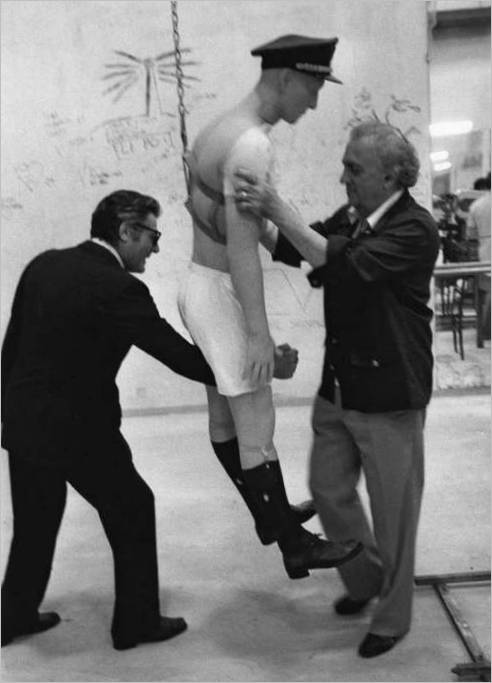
[2,612,61,646]
[358,632,402,658]
[113,616,187,651]
[334,594,371,615]
[282,530,363,579]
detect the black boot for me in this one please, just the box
[211,439,316,544]
[242,462,363,580]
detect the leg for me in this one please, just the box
[222,386,285,547]
[482,289,491,340]
[228,387,301,565]
[309,394,383,601]
[226,385,276,470]
[2,453,67,628]
[66,432,162,646]
[207,385,272,541]
[479,277,491,342]
[226,387,313,534]
[347,409,425,637]
[206,386,247,503]
[206,387,244,502]
[228,388,361,578]
[208,385,316,544]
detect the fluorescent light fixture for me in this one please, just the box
[429,121,473,137]
[433,161,452,172]
[430,150,449,162]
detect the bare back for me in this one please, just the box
[187,108,272,272]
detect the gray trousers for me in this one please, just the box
[309,391,425,637]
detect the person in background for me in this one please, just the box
[467,171,491,340]
[178,34,362,580]
[234,121,440,657]
[473,175,490,191]
[1,190,217,651]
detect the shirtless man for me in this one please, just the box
[178,35,361,579]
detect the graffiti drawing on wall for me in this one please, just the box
[14,161,56,193]
[102,48,200,117]
[345,88,422,139]
[1,197,23,221]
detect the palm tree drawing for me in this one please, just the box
[102,48,200,116]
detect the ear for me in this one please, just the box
[383,167,398,190]
[118,220,131,243]
[278,68,292,92]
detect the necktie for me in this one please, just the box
[352,217,372,239]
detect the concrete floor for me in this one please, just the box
[435,328,491,390]
[1,391,490,682]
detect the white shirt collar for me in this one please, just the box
[366,189,404,229]
[91,238,124,268]
[347,190,404,228]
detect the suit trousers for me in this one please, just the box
[1,431,160,643]
[309,391,425,637]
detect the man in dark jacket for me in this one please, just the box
[234,121,440,658]
[1,190,217,651]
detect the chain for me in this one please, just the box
[171,0,190,193]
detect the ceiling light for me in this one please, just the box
[430,150,449,162]
[433,161,452,172]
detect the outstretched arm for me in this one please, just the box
[109,279,216,386]
[258,220,279,254]
[234,168,327,267]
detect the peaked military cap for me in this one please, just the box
[251,34,342,84]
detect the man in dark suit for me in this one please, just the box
[1,190,218,650]
[234,121,440,658]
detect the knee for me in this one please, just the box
[309,466,338,502]
[308,454,325,497]
[128,484,155,537]
[309,471,324,500]
[209,413,235,442]
[131,479,155,519]
[238,441,276,459]
[141,480,155,507]
[207,393,235,442]
[236,441,278,470]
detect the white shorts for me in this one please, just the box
[178,262,268,397]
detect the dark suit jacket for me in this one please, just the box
[1,241,215,464]
[273,190,440,412]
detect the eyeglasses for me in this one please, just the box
[133,222,162,246]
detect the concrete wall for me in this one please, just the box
[1,0,432,411]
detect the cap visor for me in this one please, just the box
[325,74,343,84]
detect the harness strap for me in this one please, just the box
[193,174,225,205]
[184,150,227,244]
[184,197,227,245]
[185,151,225,205]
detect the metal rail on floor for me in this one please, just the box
[415,571,491,682]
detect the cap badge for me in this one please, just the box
[295,63,333,75]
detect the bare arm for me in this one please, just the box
[223,137,275,386]
[258,220,279,253]
[226,198,269,337]
[225,197,274,385]
[264,194,327,267]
